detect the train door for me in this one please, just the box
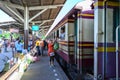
[74,20,78,65]
[57,30,59,38]
[94,1,120,79]
[113,7,120,79]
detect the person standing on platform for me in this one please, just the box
[4,39,8,52]
[16,40,23,53]
[15,38,19,51]
[28,38,33,52]
[48,40,55,66]
[39,40,44,56]
[35,39,40,56]
[43,40,48,50]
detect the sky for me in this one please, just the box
[0,9,15,22]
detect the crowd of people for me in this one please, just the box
[0,29,65,67]
[0,28,66,73]
[34,38,59,67]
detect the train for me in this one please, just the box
[46,0,120,80]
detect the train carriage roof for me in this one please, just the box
[45,0,94,37]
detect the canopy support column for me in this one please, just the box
[24,6,29,49]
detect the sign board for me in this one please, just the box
[9,28,19,33]
[32,25,39,31]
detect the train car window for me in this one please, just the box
[54,32,55,39]
[113,7,120,41]
[61,27,65,31]
[57,30,59,38]
[59,27,65,40]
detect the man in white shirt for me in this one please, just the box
[59,29,65,40]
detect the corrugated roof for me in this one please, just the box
[0,0,66,34]
[45,0,94,38]
[45,0,83,37]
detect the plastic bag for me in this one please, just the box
[54,42,59,50]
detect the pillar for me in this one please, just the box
[24,6,29,49]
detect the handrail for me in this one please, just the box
[116,25,120,80]
[0,54,25,80]
[0,63,20,80]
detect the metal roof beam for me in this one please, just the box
[31,19,54,24]
[39,22,46,26]
[39,19,54,26]
[0,1,24,10]
[0,21,16,24]
[29,4,63,11]
[39,28,48,31]
[0,21,20,27]
[43,27,50,29]
[29,9,48,22]
[41,26,49,27]
[41,25,50,28]
[6,6,24,22]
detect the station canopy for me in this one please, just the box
[45,0,84,37]
[0,0,66,34]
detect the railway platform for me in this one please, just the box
[21,55,68,80]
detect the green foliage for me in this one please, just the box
[12,33,20,39]
[3,32,11,39]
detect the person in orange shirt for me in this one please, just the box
[39,40,44,56]
[48,40,55,66]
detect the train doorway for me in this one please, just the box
[74,20,78,65]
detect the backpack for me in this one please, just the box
[54,42,59,50]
